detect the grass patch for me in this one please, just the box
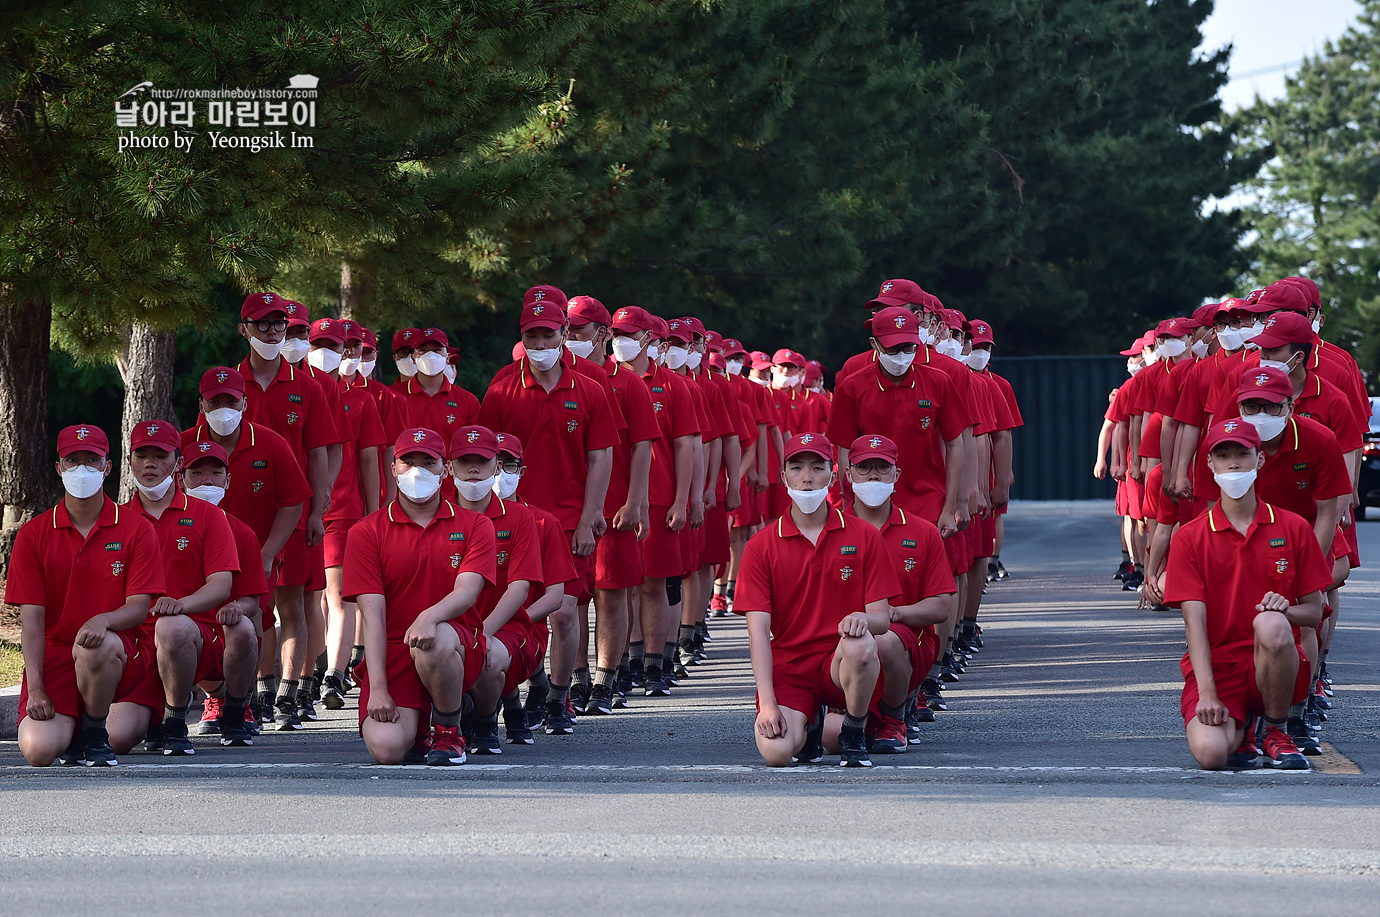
[0,639,21,688]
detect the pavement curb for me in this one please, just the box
[1,685,18,740]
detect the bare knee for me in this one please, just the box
[1253,612,1293,654]
[757,739,795,768]
[155,615,199,652]
[838,632,878,668]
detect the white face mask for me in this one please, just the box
[787,486,830,513]
[494,470,521,500]
[396,466,442,502]
[443,364,457,384]
[1159,338,1187,359]
[687,351,703,371]
[455,475,497,502]
[919,327,936,346]
[249,336,284,361]
[527,347,562,371]
[750,374,768,387]
[611,335,644,363]
[133,474,174,501]
[1213,468,1257,500]
[1190,340,1209,359]
[937,339,964,360]
[61,465,105,499]
[1143,348,1159,365]
[1311,318,1321,334]
[205,406,243,436]
[339,355,362,376]
[725,358,744,376]
[646,343,661,362]
[1259,356,1296,374]
[1217,327,1244,351]
[185,483,226,506]
[414,351,448,377]
[565,339,596,360]
[1241,320,1265,341]
[852,480,894,508]
[663,345,690,370]
[360,358,377,378]
[966,349,991,371]
[1242,411,1288,442]
[395,355,417,378]
[877,350,915,376]
[279,338,311,364]
[307,348,342,373]
[1127,361,1141,376]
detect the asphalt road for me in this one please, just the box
[2,502,1378,915]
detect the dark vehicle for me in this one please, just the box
[1361,398,1380,521]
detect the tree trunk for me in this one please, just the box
[115,323,179,502]
[339,257,371,321]
[0,286,53,580]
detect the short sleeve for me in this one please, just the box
[730,531,774,615]
[2,518,47,606]
[125,517,168,598]
[342,519,384,602]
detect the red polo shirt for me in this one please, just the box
[225,512,271,603]
[603,361,661,518]
[4,497,165,646]
[1213,370,1363,454]
[827,358,968,522]
[687,368,734,444]
[732,375,780,484]
[476,360,621,531]
[347,374,406,506]
[1164,500,1333,662]
[471,496,544,631]
[342,499,496,641]
[804,389,832,433]
[1171,350,1236,429]
[1312,339,1369,424]
[986,371,1023,429]
[327,381,388,522]
[491,348,629,436]
[734,508,901,665]
[123,491,239,629]
[395,376,481,445]
[1153,356,1200,417]
[524,501,578,609]
[181,422,313,546]
[1194,416,1350,523]
[235,357,337,474]
[302,361,350,449]
[640,362,700,508]
[848,503,955,605]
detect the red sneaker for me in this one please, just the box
[1261,725,1308,770]
[1226,720,1259,768]
[196,696,223,735]
[425,724,467,766]
[1313,679,1332,710]
[865,714,907,754]
[709,595,729,616]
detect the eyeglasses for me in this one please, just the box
[1239,402,1288,417]
[58,455,106,469]
[244,319,288,333]
[499,461,521,474]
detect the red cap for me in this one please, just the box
[771,348,803,367]
[339,319,363,343]
[870,306,921,348]
[520,299,566,332]
[309,317,345,345]
[241,292,289,322]
[610,305,652,335]
[919,291,943,315]
[358,327,379,350]
[942,308,966,329]
[807,358,827,373]
[704,330,724,353]
[708,352,727,372]
[392,328,423,352]
[1252,310,1313,349]
[1239,290,1274,314]
[567,295,610,327]
[200,366,246,400]
[420,327,449,348]
[677,317,706,340]
[495,431,524,461]
[184,440,230,468]
[782,432,833,462]
[848,434,899,466]
[1255,282,1310,316]
[664,318,693,344]
[447,347,459,365]
[523,284,568,311]
[867,278,925,309]
[1118,339,1144,357]
[281,300,309,329]
[1238,365,1293,404]
[129,419,180,453]
[968,318,995,346]
[1205,417,1262,452]
[749,351,773,371]
[1155,317,1189,338]
[1278,275,1321,307]
[57,423,110,458]
[1191,303,1218,327]
[722,338,748,358]
[449,425,500,461]
[1211,299,1247,323]
[395,427,447,461]
[650,315,671,341]
[511,341,526,362]
[803,363,822,386]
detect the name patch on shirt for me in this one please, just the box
[449,532,465,542]
[840,545,857,555]
[446,400,459,408]
[178,518,195,526]
[104,541,122,551]
[901,539,918,548]
[1269,537,1287,548]
[918,400,933,408]
[651,386,665,394]
[288,394,303,404]
[1293,463,1308,471]
[252,460,268,469]
[496,530,511,540]
[564,400,579,410]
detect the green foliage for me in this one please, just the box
[1234,0,1380,385]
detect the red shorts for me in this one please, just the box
[323,518,357,568]
[976,514,997,559]
[699,504,731,567]
[641,508,685,579]
[494,620,550,696]
[1342,520,1360,568]
[943,528,970,576]
[761,650,846,716]
[19,632,148,722]
[122,618,229,710]
[595,525,644,590]
[355,621,486,727]
[887,623,939,696]
[730,487,761,528]
[565,534,596,597]
[767,483,791,520]
[277,529,313,588]
[680,523,701,576]
[1116,478,1144,519]
[1179,649,1310,727]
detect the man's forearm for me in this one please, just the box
[628,441,652,508]
[264,504,304,561]
[580,448,613,526]
[19,605,46,692]
[308,447,331,516]
[359,446,380,515]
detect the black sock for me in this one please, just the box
[842,712,867,731]
[961,620,976,638]
[594,667,616,689]
[225,694,247,721]
[573,668,591,687]
[80,711,107,733]
[164,704,189,724]
[677,624,696,646]
[208,683,227,699]
[432,706,461,728]
[879,701,906,719]
[276,679,299,705]
[629,641,644,665]
[662,641,677,665]
[257,675,277,698]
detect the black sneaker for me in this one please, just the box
[543,700,574,735]
[838,724,872,768]
[629,658,646,690]
[700,619,713,643]
[1114,560,1133,581]
[676,639,697,671]
[1226,718,1260,768]
[939,654,960,682]
[1122,570,1144,591]
[614,665,632,708]
[81,727,118,767]
[522,677,549,731]
[296,693,319,723]
[986,561,998,583]
[1305,696,1324,734]
[274,699,303,731]
[320,675,346,710]
[663,663,681,688]
[141,719,165,753]
[644,665,670,697]
[162,716,195,756]
[585,683,615,716]
[995,561,1009,580]
[570,681,591,715]
[922,677,947,711]
[1287,715,1321,755]
[793,706,826,764]
[970,625,985,649]
[220,709,254,747]
[57,730,83,766]
[469,715,503,755]
[953,636,975,659]
[503,699,534,745]
[254,691,276,724]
